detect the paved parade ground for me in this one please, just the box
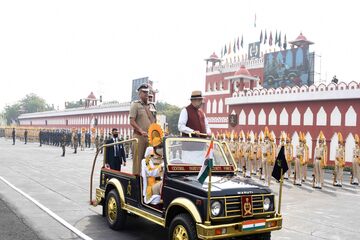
[0,138,359,240]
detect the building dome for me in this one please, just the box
[289,32,314,46]
[87,92,96,99]
[234,65,251,77]
[209,52,219,59]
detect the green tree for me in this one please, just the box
[156,101,181,135]
[65,101,83,109]
[2,93,54,125]
[3,103,21,125]
[20,93,53,113]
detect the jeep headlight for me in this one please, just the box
[211,201,222,217]
[263,197,271,211]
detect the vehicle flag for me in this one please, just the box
[272,146,289,181]
[197,139,214,184]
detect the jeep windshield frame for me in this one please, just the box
[165,137,236,173]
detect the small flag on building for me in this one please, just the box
[197,139,214,184]
[278,32,282,48]
[272,146,289,181]
[264,30,267,45]
[283,34,287,49]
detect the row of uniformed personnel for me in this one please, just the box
[221,129,360,189]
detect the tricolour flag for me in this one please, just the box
[197,139,214,184]
[272,146,289,181]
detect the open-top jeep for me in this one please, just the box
[90,135,282,240]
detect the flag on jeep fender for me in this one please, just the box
[272,146,288,181]
[197,140,214,184]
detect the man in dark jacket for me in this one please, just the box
[105,128,126,171]
[12,128,16,145]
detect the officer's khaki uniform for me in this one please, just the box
[301,144,309,181]
[335,145,345,186]
[352,146,360,184]
[130,100,156,175]
[284,142,293,179]
[261,140,273,185]
[294,144,303,185]
[314,143,327,188]
[243,141,252,177]
[237,140,245,172]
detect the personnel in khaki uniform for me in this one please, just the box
[294,132,304,186]
[334,132,345,187]
[243,132,253,178]
[252,133,260,175]
[351,134,360,185]
[313,131,327,189]
[130,83,156,175]
[284,134,293,180]
[301,134,309,182]
[237,131,245,174]
[261,127,273,185]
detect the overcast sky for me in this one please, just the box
[0,0,359,111]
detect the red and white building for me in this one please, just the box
[204,34,360,164]
[18,92,133,137]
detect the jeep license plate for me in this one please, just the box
[242,219,266,231]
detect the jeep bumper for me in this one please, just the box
[196,215,282,239]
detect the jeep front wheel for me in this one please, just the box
[169,213,197,240]
[105,189,127,230]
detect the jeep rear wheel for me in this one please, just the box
[169,213,197,240]
[105,189,127,230]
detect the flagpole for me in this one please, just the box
[278,168,283,215]
[206,163,212,225]
[205,138,214,226]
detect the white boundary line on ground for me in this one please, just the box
[0,175,93,240]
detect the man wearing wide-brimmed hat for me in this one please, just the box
[178,90,211,137]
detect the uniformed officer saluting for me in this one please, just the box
[130,83,157,175]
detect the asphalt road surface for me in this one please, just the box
[0,137,359,240]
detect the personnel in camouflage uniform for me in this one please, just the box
[61,130,67,157]
[313,131,327,189]
[334,132,345,187]
[73,130,78,154]
[351,134,360,185]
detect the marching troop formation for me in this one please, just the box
[218,127,360,189]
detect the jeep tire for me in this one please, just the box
[169,213,197,240]
[105,189,127,230]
